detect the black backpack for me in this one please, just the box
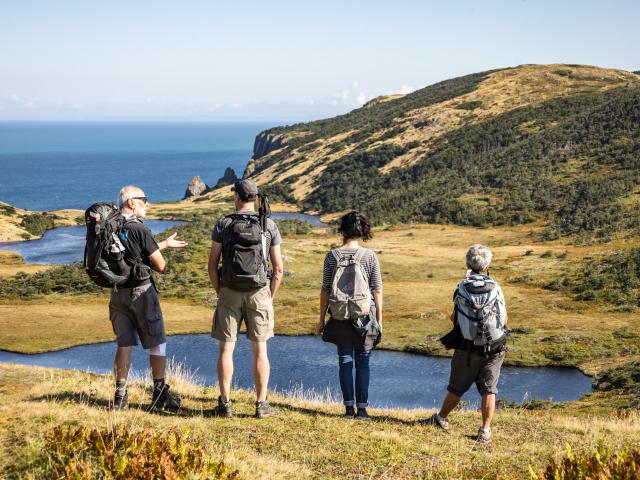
[83,203,132,288]
[220,213,268,291]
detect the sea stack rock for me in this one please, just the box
[215,167,238,188]
[184,176,209,199]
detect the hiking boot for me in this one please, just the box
[426,413,449,431]
[476,427,492,443]
[344,406,356,419]
[113,388,128,411]
[212,396,233,418]
[255,400,272,419]
[355,408,371,420]
[148,384,181,413]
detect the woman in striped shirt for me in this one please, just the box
[316,211,383,419]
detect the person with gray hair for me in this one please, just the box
[110,185,188,412]
[427,244,508,443]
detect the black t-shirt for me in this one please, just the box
[119,220,159,287]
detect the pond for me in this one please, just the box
[0,220,185,264]
[271,212,326,227]
[0,334,593,409]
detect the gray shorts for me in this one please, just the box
[109,283,166,349]
[447,349,505,397]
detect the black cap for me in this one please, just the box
[231,179,258,199]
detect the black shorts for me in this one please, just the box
[109,283,166,349]
[447,349,505,397]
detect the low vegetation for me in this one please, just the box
[19,212,56,237]
[37,425,238,480]
[532,444,640,480]
[1,364,639,479]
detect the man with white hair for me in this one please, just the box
[110,185,188,412]
[428,244,508,443]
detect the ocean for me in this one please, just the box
[0,122,274,211]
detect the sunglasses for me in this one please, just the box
[130,196,148,204]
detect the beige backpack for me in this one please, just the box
[329,248,371,320]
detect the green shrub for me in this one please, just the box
[593,360,640,394]
[275,219,312,236]
[20,213,55,236]
[38,425,238,480]
[0,204,17,215]
[260,182,297,204]
[531,444,640,480]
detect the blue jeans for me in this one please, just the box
[337,345,371,408]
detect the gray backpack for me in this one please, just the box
[329,248,371,320]
[454,274,506,351]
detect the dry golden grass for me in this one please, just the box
[0,202,82,242]
[1,363,639,479]
[0,296,212,353]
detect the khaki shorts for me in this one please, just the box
[211,286,274,342]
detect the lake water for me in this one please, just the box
[0,122,273,211]
[0,213,321,264]
[0,334,593,409]
[0,220,185,264]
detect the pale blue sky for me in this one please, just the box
[1,0,638,121]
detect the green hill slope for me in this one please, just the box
[243,64,640,241]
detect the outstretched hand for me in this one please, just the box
[164,232,188,249]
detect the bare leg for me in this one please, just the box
[149,355,167,380]
[438,391,461,419]
[217,341,235,401]
[480,394,495,429]
[114,346,132,382]
[251,341,270,402]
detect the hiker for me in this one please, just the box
[428,244,508,443]
[316,211,382,420]
[207,179,284,418]
[110,185,188,411]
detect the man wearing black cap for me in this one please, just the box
[207,179,284,418]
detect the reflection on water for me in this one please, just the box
[0,220,185,264]
[0,334,592,409]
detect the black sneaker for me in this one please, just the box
[148,384,181,413]
[344,406,356,419]
[113,388,128,411]
[255,400,272,418]
[355,408,371,420]
[212,396,233,418]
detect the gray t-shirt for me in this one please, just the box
[321,247,383,294]
[211,211,282,248]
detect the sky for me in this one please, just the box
[1,0,639,122]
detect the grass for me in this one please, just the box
[1,363,639,479]
[1,221,639,375]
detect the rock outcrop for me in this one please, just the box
[214,167,238,188]
[252,132,287,160]
[183,176,209,199]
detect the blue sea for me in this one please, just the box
[0,122,274,211]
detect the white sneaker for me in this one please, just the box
[476,427,492,443]
[427,413,449,431]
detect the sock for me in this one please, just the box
[436,414,446,422]
[153,378,165,392]
[115,379,127,394]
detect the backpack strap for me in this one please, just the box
[352,247,366,263]
[331,248,343,263]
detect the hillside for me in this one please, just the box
[230,64,640,241]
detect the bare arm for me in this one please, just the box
[269,244,284,299]
[149,232,188,273]
[207,241,222,294]
[373,289,383,329]
[316,289,330,334]
[149,249,166,273]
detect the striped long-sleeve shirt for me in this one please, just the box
[321,248,383,298]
